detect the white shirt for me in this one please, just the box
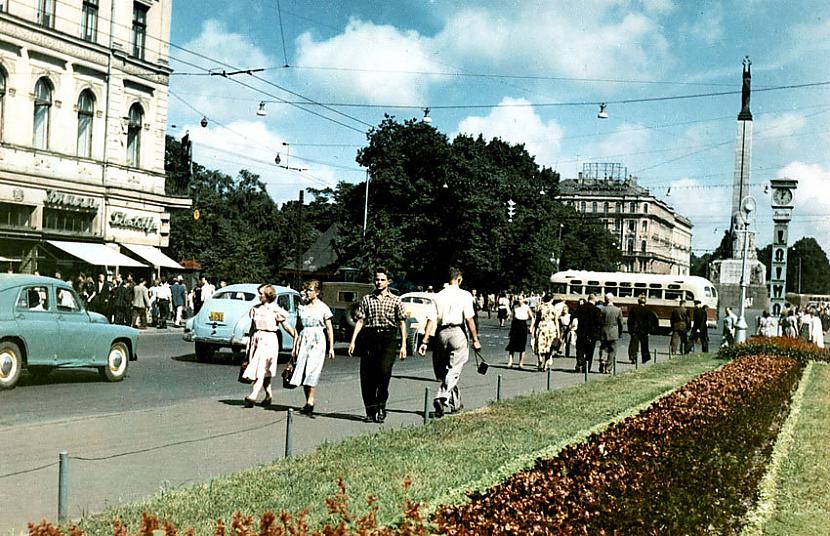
[427,284,475,326]
[202,283,216,300]
[513,303,532,321]
[155,283,172,301]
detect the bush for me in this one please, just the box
[719,336,829,363]
[435,355,803,534]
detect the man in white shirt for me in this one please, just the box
[418,267,482,417]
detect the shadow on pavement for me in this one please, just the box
[391,374,434,382]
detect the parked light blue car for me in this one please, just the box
[183,284,299,362]
[0,274,139,390]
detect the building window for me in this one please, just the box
[580,201,586,213]
[643,203,649,213]
[630,201,637,213]
[627,239,634,254]
[642,220,648,232]
[132,2,148,59]
[0,203,34,228]
[627,220,635,232]
[126,103,143,167]
[641,240,647,253]
[614,219,621,232]
[603,201,609,215]
[33,78,53,150]
[616,201,622,213]
[592,201,597,213]
[43,207,94,233]
[81,0,99,42]
[37,0,55,27]
[76,90,95,158]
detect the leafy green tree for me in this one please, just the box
[759,237,830,294]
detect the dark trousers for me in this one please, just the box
[671,329,688,355]
[576,336,596,371]
[359,329,399,417]
[157,299,170,328]
[628,332,651,363]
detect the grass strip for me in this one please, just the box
[741,361,813,536]
[759,361,830,535]
[76,355,721,535]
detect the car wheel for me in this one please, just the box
[194,341,214,362]
[0,341,23,390]
[100,341,129,382]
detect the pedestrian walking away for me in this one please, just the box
[574,294,602,373]
[348,267,408,423]
[419,267,481,417]
[627,295,657,363]
[688,300,709,352]
[598,293,623,374]
[288,280,335,416]
[505,295,534,368]
[497,293,510,328]
[670,298,690,356]
[242,284,297,408]
[171,276,187,327]
[721,306,738,347]
[532,294,561,371]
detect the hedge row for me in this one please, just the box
[435,355,803,535]
[718,336,829,363]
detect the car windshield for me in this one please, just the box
[212,290,256,301]
[403,297,432,305]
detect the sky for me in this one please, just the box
[167,0,830,256]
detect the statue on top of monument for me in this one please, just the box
[740,56,752,119]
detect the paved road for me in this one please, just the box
[0,317,723,533]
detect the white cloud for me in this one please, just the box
[434,4,672,80]
[777,161,830,248]
[665,176,732,252]
[640,0,676,15]
[756,112,807,154]
[454,98,564,166]
[295,18,444,104]
[594,122,652,170]
[679,4,724,45]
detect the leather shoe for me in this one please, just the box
[300,403,314,415]
[374,408,386,423]
[433,400,445,418]
[363,413,375,423]
[243,397,254,408]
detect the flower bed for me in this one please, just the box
[719,336,829,363]
[435,355,803,535]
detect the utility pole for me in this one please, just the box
[295,190,303,290]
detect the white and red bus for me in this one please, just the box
[550,270,719,331]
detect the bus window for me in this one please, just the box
[709,286,718,298]
[648,288,663,299]
[667,284,681,290]
[551,283,566,294]
[665,290,682,301]
[604,282,617,296]
[685,291,695,301]
[586,281,601,295]
[704,287,712,298]
[570,285,584,295]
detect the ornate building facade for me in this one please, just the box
[557,165,692,275]
[0,0,188,275]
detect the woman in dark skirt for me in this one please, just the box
[505,295,534,368]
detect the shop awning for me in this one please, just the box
[47,240,146,268]
[121,244,184,269]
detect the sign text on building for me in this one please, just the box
[110,211,159,235]
[44,189,99,211]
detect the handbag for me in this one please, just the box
[552,337,562,351]
[282,362,297,389]
[473,349,489,375]
[237,360,252,384]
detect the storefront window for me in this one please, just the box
[43,207,95,233]
[0,203,34,228]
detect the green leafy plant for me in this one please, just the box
[719,336,829,363]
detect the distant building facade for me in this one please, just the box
[557,164,692,275]
[0,0,189,275]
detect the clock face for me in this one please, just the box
[773,188,793,205]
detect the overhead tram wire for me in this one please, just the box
[168,55,368,134]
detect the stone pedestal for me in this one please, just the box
[711,258,769,312]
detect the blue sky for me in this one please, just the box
[167,0,830,256]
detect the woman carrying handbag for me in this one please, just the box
[241,284,296,408]
[286,280,335,415]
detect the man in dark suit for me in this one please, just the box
[89,272,112,319]
[627,295,657,363]
[670,298,691,356]
[598,293,623,374]
[688,301,709,353]
[575,294,602,373]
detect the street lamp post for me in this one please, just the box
[734,196,756,344]
[362,169,369,237]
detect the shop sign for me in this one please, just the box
[110,211,159,235]
[45,189,100,211]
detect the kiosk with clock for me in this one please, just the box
[768,178,798,318]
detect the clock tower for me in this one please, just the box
[768,178,798,318]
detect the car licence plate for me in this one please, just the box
[208,311,224,322]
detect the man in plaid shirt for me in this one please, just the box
[348,266,408,423]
